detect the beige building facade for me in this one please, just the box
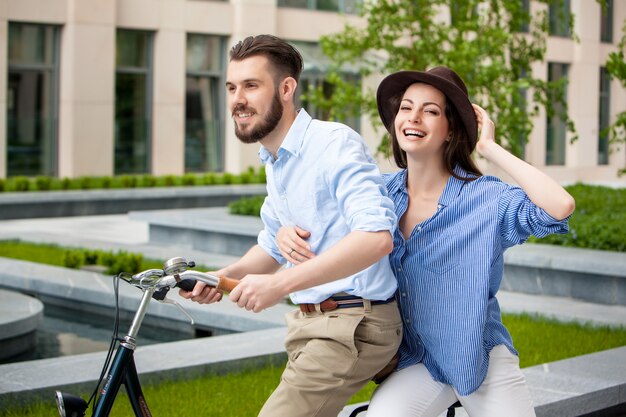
[1,0,625,185]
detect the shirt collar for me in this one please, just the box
[387,165,474,207]
[258,109,311,164]
[387,169,408,196]
[438,165,473,207]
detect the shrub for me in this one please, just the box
[528,183,626,252]
[9,176,31,192]
[101,176,113,189]
[257,166,266,183]
[63,250,85,269]
[105,251,144,275]
[228,195,265,216]
[78,176,92,190]
[223,173,234,184]
[140,175,157,187]
[34,176,52,191]
[119,175,138,188]
[162,175,177,186]
[61,177,72,190]
[182,174,197,186]
[0,178,4,192]
[203,172,216,185]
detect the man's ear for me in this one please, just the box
[281,77,298,101]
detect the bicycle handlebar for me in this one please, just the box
[116,257,240,325]
[120,259,239,293]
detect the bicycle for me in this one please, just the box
[54,257,239,417]
[347,401,462,417]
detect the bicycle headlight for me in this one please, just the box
[55,391,87,417]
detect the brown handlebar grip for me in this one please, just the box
[216,276,239,293]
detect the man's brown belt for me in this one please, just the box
[299,294,395,313]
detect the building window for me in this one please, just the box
[292,42,361,132]
[519,0,530,33]
[185,34,224,173]
[598,67,611,165]
[278,0,361,14]
[600,0,613,43]
[115,29,153,174]
[546,63,568,166]
[549,0,571,37]
[6,23,59,177]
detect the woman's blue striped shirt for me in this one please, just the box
[384,166,570,396]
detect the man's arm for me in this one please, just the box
[179,244,281,304]
[229,229,392,312]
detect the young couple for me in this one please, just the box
[180,34,575,417]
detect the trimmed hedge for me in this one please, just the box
[528,183,626,252]
[0,166,265,192]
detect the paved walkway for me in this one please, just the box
[1,213,625,328]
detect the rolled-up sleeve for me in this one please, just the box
[322,130,397,234]
[498,186,570,247]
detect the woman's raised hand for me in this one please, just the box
[473,103,497,158]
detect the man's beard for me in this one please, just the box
[233,91,283,144]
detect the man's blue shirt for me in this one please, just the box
[257,109,398,304]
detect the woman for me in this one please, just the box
[277,66,575,416]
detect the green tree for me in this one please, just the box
[307,0,577,158]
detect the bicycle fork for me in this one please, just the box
[56,289,155,417]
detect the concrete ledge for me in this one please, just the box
[0,290,43,360]
[0,185,266,220]
[527,346,626,416]
[503,244,626,306]
[130,207,262,257]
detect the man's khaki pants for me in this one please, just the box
[258,300,402,417]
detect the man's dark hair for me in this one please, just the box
[229,34,303,83]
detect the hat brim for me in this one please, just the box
[376,71,477,144]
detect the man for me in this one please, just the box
[180,34,401,417]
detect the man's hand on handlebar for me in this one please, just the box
[179,275,223,304]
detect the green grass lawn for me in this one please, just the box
[0,240,212,273]
[2,313,625,417]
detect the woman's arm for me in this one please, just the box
[473,104,575,220]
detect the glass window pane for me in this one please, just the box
[317,0,339,12]
[187,34,222,73]
[8,24,56,66]
[7,23,58,177]
[115,30,152,174]
[546,63,568,166]
[116,30,150,68]
[185,35,224,173]
[277,0,309,9]
[185,76,222,172]
[600,0,613,43]
[598,67,610,165]
[549,0,571,37]
[115,73,149,174]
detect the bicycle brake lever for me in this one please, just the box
[160,297,195,326]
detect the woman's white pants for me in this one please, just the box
[366,345,536,417]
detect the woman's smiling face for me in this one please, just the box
[394,82,450,158]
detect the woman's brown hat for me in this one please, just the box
[376,66,477,143]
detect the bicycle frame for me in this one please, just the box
[92,288,155,417]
